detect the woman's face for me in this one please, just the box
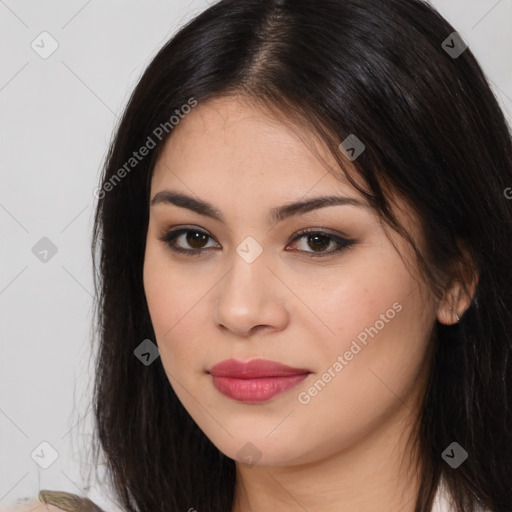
[143,96,439,467]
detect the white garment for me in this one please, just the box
[85,484,125,512]
[432,478,490,512]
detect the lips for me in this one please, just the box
[208,358,311,378]
[207,358,311,403]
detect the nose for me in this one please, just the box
[213,251,289,338]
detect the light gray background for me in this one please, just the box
[1,0,511,509]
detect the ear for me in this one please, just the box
[436,244,479,325]
[436,281,476,325]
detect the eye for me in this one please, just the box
[158,227,219,257]
[286,229,354,257]
[158,226,354,258]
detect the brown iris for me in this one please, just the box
[186,230,209,249]
[306,233,330,252]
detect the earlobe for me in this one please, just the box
[436,241,479,325]
[450,306,460,323]
[436,293,460,326]
[436,278,477,325]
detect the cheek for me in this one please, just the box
[308,249,431,395]
[144,252,174,331]
[290,279,430,461]
[143,239,195,328]
[143,247,209,373]
[144,248,182,343]
[304,255,403,344]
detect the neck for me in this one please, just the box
[231,397,424,512]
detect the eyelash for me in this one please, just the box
[157,226,354,258]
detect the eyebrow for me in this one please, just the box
[150,190,369,225]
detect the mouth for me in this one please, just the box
[207,358,312,403]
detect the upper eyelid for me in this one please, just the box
[163,225,347,238]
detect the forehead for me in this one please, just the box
[150,95,360,196]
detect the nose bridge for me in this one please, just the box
[220,241,268,310]
[213,239,288,335]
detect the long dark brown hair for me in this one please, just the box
[88,0,512,510]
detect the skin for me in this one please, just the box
[0,502,64,511]
[143,95,472,512]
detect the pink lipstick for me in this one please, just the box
[208,358,311,403]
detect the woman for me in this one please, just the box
[30,0,512,510]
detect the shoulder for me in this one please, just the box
[0,498,65,511]
[0,490,105,512]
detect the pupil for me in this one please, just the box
[308,234,329,251]
[187,231,207,248]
